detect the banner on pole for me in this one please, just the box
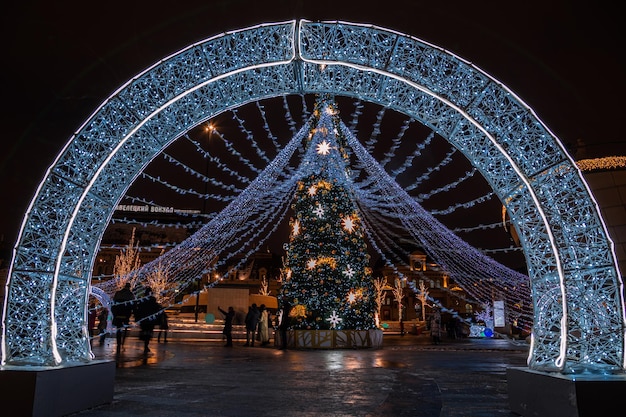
[493,301,505,327]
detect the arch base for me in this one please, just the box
[0,360,115,416]
[507,367,626,416]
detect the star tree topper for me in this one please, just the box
[316,140,331,155]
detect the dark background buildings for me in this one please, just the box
[1,1,624,271]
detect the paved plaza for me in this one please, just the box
[72,334,529,416]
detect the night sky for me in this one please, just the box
[1,0,623,259]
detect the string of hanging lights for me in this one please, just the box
[97,95,532,330]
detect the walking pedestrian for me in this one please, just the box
[258,304,270,346]
[244,303,260,347]
[157,310,169,343]
[218,306,235,347]
[97,306,109,346]
[134,287,163,354]
[88,301,97,345]
[111,283,135,354]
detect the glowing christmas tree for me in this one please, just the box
[280,96,377,331]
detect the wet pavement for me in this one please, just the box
[72,334,530,416]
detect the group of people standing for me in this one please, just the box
[244,303,270,347]
[217,303,274,348]
[111,283,168,355]
[100,292,290,351]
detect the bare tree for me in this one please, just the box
[392,278,404,321]
[416,280,429,322]
[373,276,387,326]
[277,256,290,284]
[145,249,172,305]
[113,227,142,291]
[259,276,270,296]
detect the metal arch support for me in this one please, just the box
[2,20,623,373]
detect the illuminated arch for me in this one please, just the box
[2,20,624,373]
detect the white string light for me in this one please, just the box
[97,96,533,334]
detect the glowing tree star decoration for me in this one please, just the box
[327,311,343,329]
[281,96,377,331]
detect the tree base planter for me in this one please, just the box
[286,329,383,349]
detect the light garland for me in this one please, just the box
[576,156,626,172]
[94,95,534,334]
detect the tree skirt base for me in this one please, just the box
[283,329,384,349]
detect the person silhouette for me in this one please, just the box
[157,309,169,343]
[111,283,135,354]
[88,301,97,346]
[258,304,270,346]
[218,306,235,347]
[278,297,291,350]
[97,306,109,346]
[244,303,260,347]
[134,287,163,354]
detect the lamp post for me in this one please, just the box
[194,122,215,322]
[194,275,202,322]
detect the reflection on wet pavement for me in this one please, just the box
[80,335,528,416]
